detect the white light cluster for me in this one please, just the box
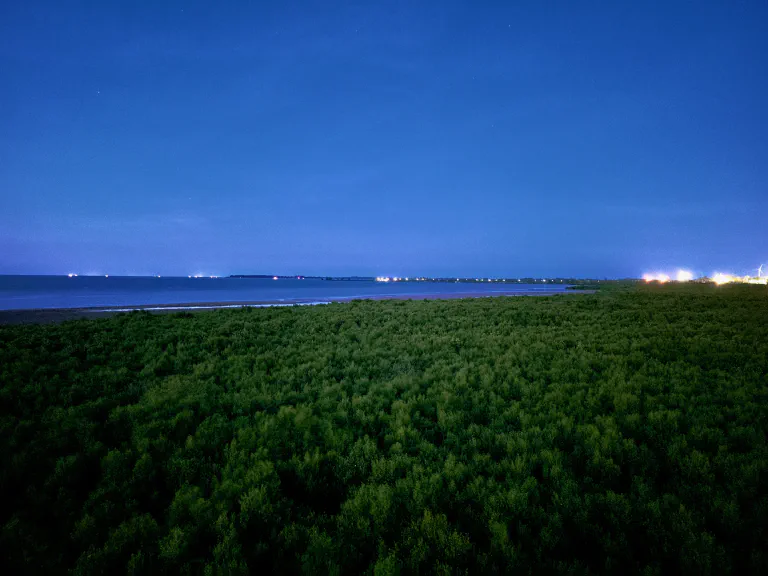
[642,266,768,285]
[643,273,670,283]
[643,269,693,283]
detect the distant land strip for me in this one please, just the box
[229,275,632,283]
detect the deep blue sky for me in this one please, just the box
[2,1,767,278]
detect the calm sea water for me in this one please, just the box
[0,276,570,310]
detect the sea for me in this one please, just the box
[0,276,570,311]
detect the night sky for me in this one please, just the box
[2,1,767,278]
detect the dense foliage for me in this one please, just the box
[1,285,767,574]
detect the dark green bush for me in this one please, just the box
[1,285,767,574]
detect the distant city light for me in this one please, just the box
[273,276,278,280]
[676,269,694,282]
[640,267,767,285]
[712,273,735,285]
[643,273,670,283]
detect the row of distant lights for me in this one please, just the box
[375,277,432,282]
[65,274,552,283]
[375,277,560,283]
[65,271,756,286]
[643,270,760,285]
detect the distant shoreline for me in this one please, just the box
[0,290,594,325]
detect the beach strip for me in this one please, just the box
[0,289,594,324]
